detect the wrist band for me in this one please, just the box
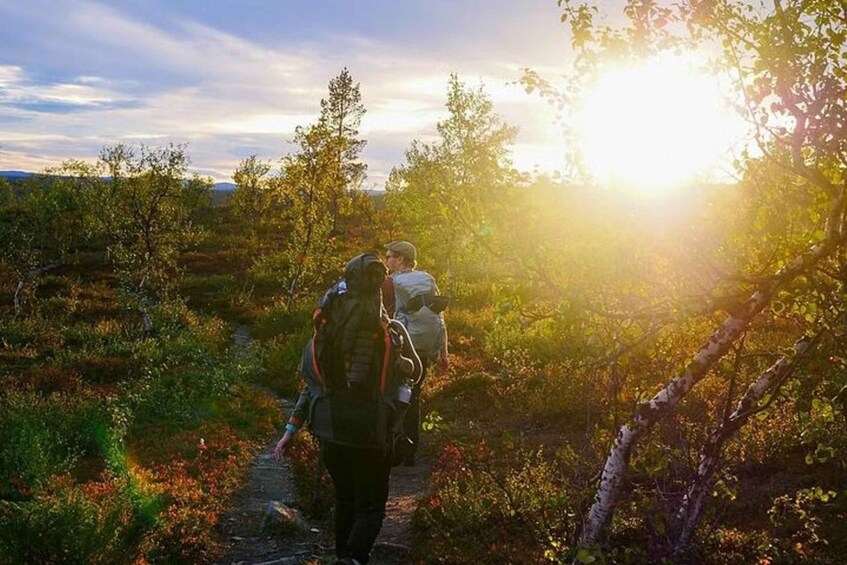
[285,423,298,434]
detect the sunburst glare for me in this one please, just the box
[576,53,738,198]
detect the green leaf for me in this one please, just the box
[576,548,597,563]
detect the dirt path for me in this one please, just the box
[216,325,429,565]
[370,458,430,563]
[216,398,331,565]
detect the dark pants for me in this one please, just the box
[400,358,429,463]
[321,441,392,564]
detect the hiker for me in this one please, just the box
[274,253,421,565]
[382,241,449,466]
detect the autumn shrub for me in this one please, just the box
[139,425,257,562]
[286,431,334,518]
[0,378,274,563]
[414,439,580,564]
[0,472,161,565]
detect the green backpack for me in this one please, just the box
[303,254,416,449]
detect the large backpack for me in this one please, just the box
[301,253,412,449]
[392,270,448,361]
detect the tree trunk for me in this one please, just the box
[581,313,751,546]
[672,331,819,555]
[12,261,62,315]
[13,279,24,314]
[579,191,845,548]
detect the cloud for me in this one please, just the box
[0,64,127,112]
[0,0,570,182]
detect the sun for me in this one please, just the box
[575,53,736,198]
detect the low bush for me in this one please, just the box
[256,329,312,397]
[138,424,259,562]
[252,303,312,342]
[286,432,334,519]
[0,315,60,352]
[0,473,161,565]
[414,439,580,564]
[0,391,122,498]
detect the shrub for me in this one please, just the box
[0,392,120,497]
[256,328,311,397]
[127,354,252,430]
[415,440,579,564]
[252,303,311,342]
[286,432,334,518]
[0,315,59,351]
[0,473,161,565]
[135,423,263,563]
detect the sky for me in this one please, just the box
[0,0,579,187]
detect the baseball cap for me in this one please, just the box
[384,240,417,262]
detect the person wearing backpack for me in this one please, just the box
[274,253,421,565]
[382,241,449,467]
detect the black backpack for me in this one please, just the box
[303,253,403,449]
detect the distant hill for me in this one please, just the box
[0,170,236,193]
[0,172,392,209]
[0,170,35,180]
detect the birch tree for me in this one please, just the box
[231,155,275,244]
[0,172,90,313]
[274,123,339,309]
[91,144,211,328]
[522,0,847,552]
[386,74,520,286]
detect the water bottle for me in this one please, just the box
[396,382,413,407]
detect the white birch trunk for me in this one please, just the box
[672,332,818,555]
[581,312,751,546]
[13,279,24,314]
[579,196,845,548]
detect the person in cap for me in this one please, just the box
[382,241,449,466]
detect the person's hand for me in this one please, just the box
[274,431,294,461]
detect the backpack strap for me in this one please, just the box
[379,318,391,394]
[381,277,396,317]
[391,274,413,316]
[309,307,326,390]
